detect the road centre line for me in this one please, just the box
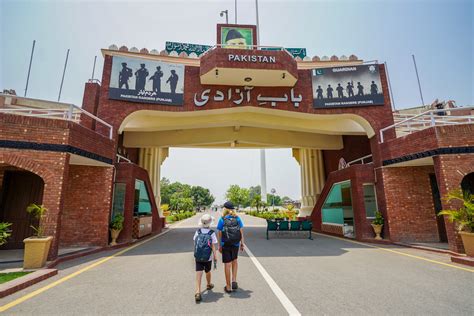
[313,232,474,273]
[244,245,301,316]
[0,229,172,313]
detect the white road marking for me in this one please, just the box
[244,245,301,316]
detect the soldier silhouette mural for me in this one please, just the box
[316,85,323,99]
[336,83,344,98]
[370,81,378,95]
[326,84,334,99]
[119,62,133,89]
[346,81,354,97]
[312,65,385,108]
[166,70,179,94]
[135,63,149,91]
[357,82,364,96]
[149,66,164,93]
[109,56,188,106]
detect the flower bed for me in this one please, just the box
[165,210,196,223]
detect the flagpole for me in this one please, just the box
[24,40,36,97]
[412,54,425,106]
[58,49,70,101]
[235,0,237,24]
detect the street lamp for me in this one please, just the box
[220,10,229,24]
[271,188,276,210]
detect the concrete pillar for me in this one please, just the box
[293,148,325,218]
[139,147,168,216]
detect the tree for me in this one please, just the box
[160,178,192,205]
[249,185,261,202]
[267,193,282,206]
[251,194,266,212]
[225,185,250,208]
[190,186,215,208]
[170,193,194,212]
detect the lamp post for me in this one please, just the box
[220,10,229,24]
[271,188,276,210]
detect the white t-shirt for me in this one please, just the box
[193,228,218,262]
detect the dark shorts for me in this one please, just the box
[195,260,212,273]
[222,246,239,263]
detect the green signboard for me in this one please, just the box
[261,47,307,59]
[165,42,211,57]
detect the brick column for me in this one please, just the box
[139,147,169,216]
[433,154,474,253]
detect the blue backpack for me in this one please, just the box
[194,229,214,262]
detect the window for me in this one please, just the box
[111,183,126,219]
[363,184,378,218]
[322,181,353,225]
[134,180,152,216]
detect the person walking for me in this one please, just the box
[193,214,218,302]
[217,201,244,293]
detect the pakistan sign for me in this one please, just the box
[109,56,184,106]
[312,64,384,108]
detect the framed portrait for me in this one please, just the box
[217,24,257,49]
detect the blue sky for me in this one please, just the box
[1,0,473,202]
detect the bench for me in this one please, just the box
[266,220,313,240]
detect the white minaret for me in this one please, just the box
[260,149,267,203]
[255,0,267,203]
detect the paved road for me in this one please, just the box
[1,213,473,315]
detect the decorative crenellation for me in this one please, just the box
[107,44,358,61]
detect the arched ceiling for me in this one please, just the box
[120,107,374,149]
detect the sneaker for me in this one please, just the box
[195,293,202,302]
[231,281,238,290]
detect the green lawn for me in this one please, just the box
[0,272,31,284]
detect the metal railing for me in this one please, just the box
[347,154,373,166]
[116,154,131,163]
[0,98,114,139]
[380,106,474,143]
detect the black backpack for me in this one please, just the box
[194,229,214,262]
[222,217,242,246]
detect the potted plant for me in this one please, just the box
[371,211,384,240]
[23,204,52,269]
[284,204,296,221]
[110,214,124,246]
[161,204,171,217]
[0,222,12,246]
[439,189,474,256]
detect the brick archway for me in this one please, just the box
[0,151,69,259]
[0,153,55,182]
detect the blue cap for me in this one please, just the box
[223,201,235,210]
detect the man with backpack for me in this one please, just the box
[193,214,218,302]
[217,201,245,293]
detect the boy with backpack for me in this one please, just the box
[193,214,218,302]
[217,201,244,293]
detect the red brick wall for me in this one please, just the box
[80,82,101,130]
[323,135,372,175]
[114,162,163,243]
[381,124,474,162]
[311,164,377,240]
[382,166,439,243]
[434,154,474,253]
[60,165,114,248]
[321,223,344,235]
[0,113,115,161]
[0,113,116,258]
